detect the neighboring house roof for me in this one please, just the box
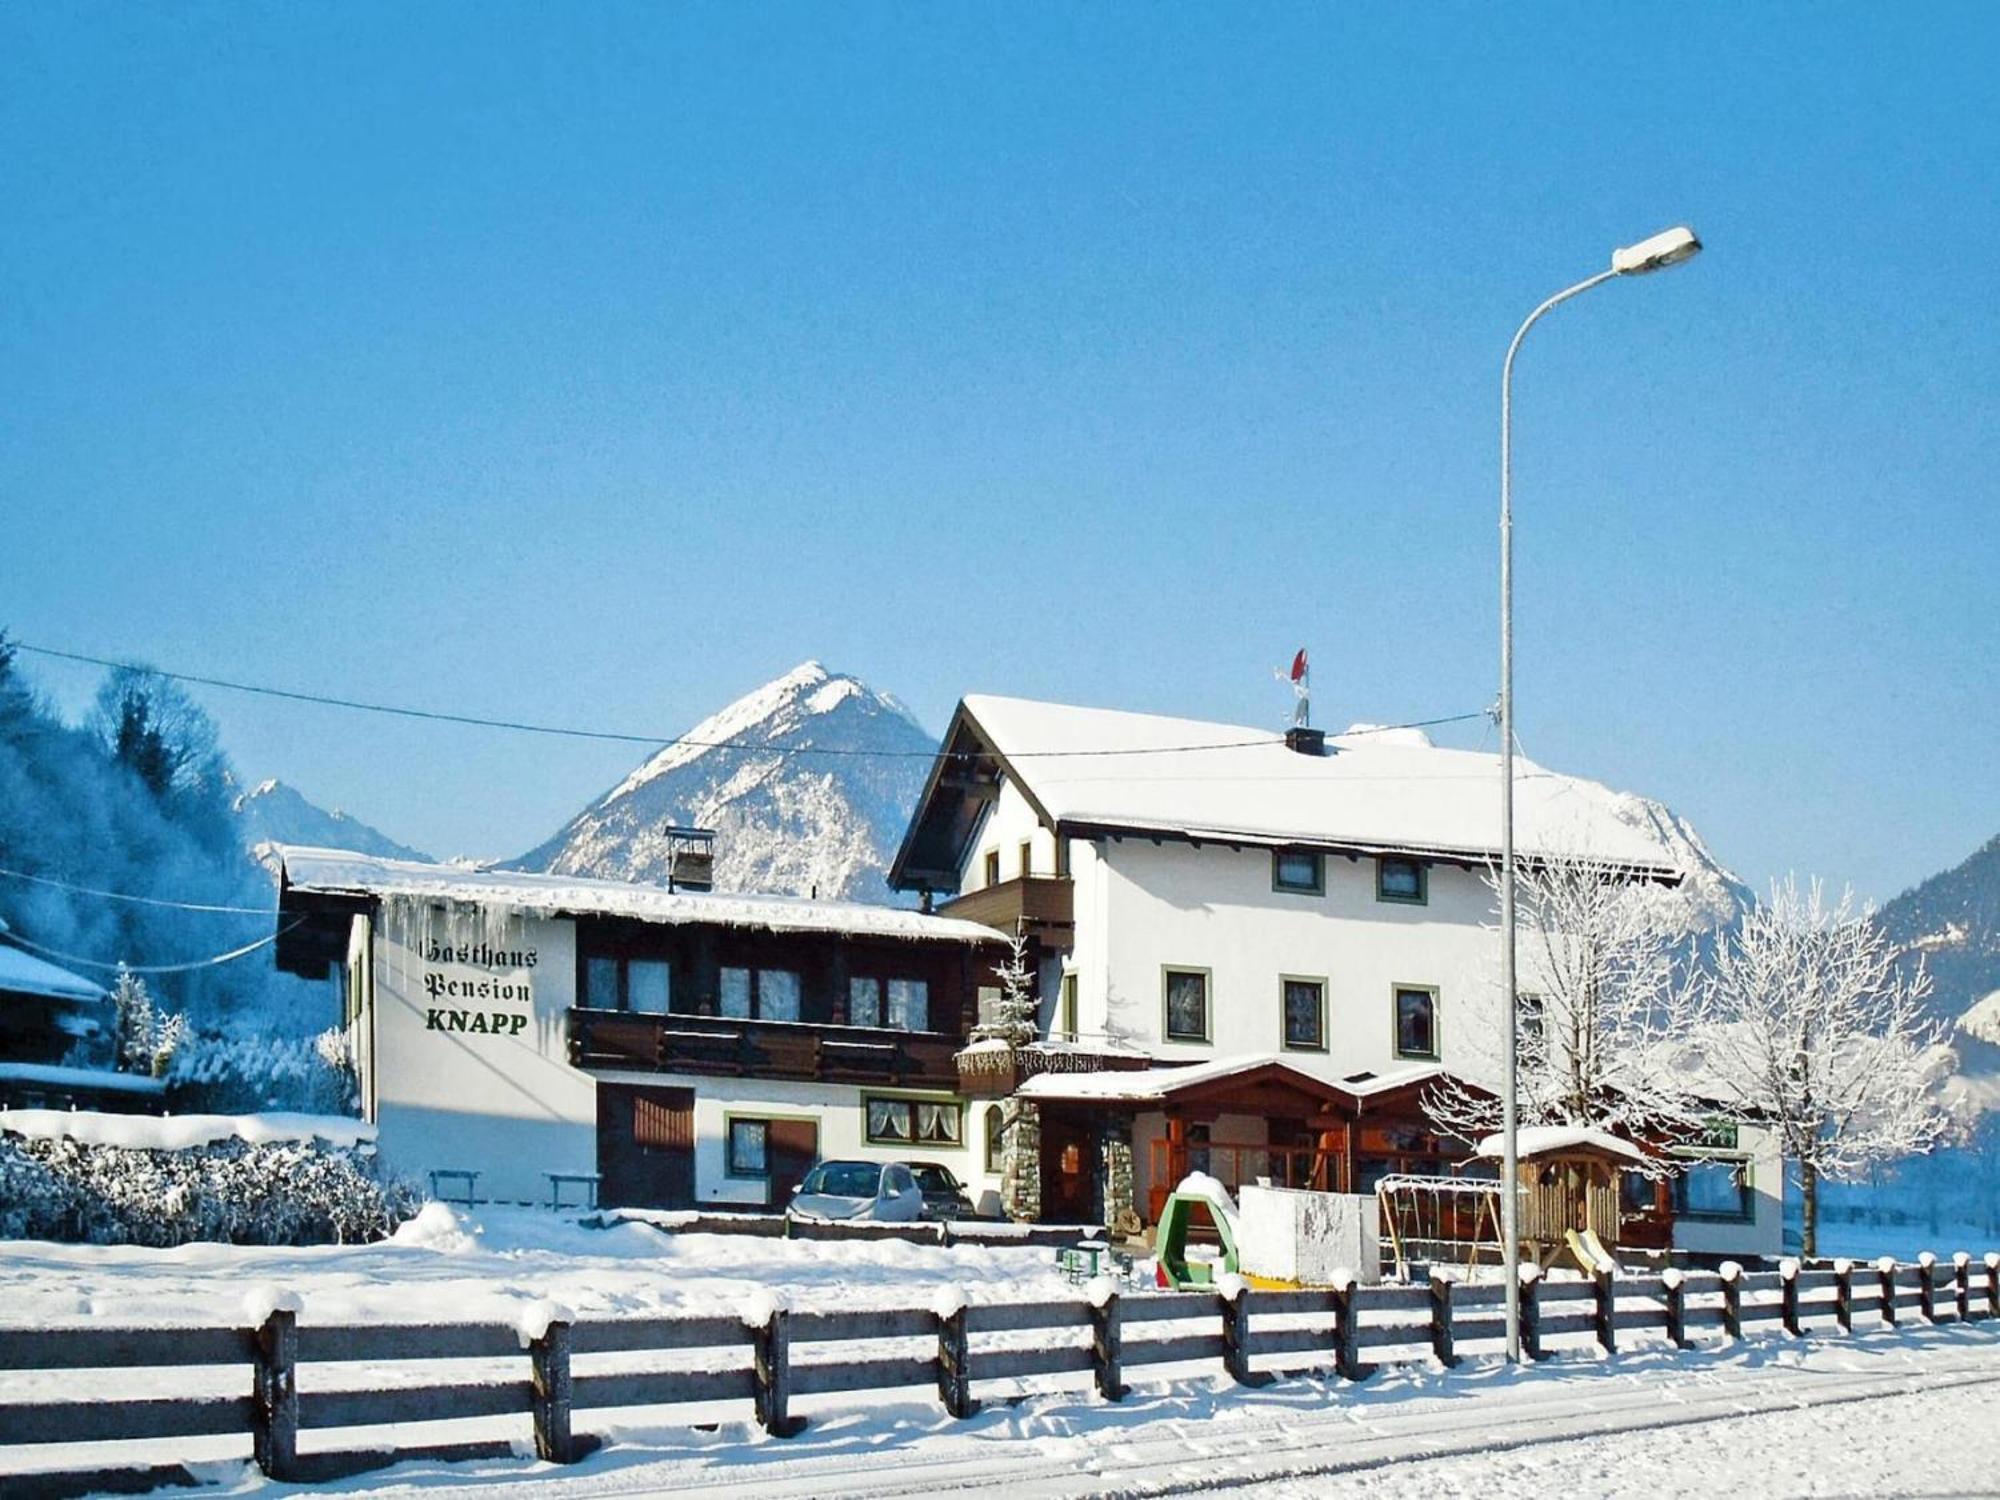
[892,695,1698,891]
[276,845,1007,945]
[0,1062,165,1099]
[1017,1052,1460,1115]
[0,943,108,1005]
[1476,1124,1650,1164]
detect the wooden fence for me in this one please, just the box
[2,1252,1996,1493]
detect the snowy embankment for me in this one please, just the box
[0,1203,1078,1331]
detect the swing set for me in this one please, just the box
[1374,1173,1508,1281]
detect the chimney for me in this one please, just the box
[1284,726,1327,757]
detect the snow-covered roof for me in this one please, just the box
[1476,1125,1649,1164]
[1336,1063,1449,1098]
[957,695,1695,876]
[0,943,107,1004]
[0,1062,164,1096]
[1018,1052,1391,1104]
[0,1107,373,1150]
[277,846,1007,945]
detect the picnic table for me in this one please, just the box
[428,1168,480,1207]
[547,1170,602,1212]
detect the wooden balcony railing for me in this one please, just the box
[568,1009,962,1088]
[937,876,1074,945]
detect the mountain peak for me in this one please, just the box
[513,663,936,902]
[232,777,430,865]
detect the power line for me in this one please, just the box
[13,641,1486,760]
[5,921,303,975]
[0,864,275,915]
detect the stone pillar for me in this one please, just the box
[1100,1114,1138,1239]
[1001,1099,1042,1222]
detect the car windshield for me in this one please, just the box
[801,1161,881,1198]
[909,1164,958,1194]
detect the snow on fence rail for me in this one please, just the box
[2,1253,1997,1490]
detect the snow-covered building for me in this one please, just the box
[0,933,165,1112]
[272,846,1009,1211]
[891,695,1781,1256]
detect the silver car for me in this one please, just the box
[787,1159,926,1223]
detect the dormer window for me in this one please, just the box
[1272,850,1324,895]
[1377,856,1428,905]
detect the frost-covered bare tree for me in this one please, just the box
[1695,877,1953,1256]
[1424,851,1710,1165]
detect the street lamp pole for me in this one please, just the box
[1500,226,1701,1364]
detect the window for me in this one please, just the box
[1058,973,1078,1042]
[583,955,621,1011]
[1394,985,1439,1059]
[1163,967,1211,1043]
[761,969,801,1022]
[580,952,671,1014]
[1272,850,1324,895]
[851,976,884,1028]
[719,966,800,1021]
[886,978,929,1031]
[1186,1122,1212,1175]
[985,1105,1005,1172]
[719,966,751,1019]
[1377,857,1428,905]
[1282,976,1326,1050]
[727,1119,769,1177]
[1055,838,1072,877]
[627,960,670,1016]
[866,1095,963,1147]
[884,1163,916,1195]
[1518,992,1546,1066]
[1673,1156,1754,1221]
[983,849,1000,887]
[1019,840,1033,877]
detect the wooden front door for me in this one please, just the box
[597,1084,695,1209]
[766,1118,820,1209]
[1040,1113,1098,1224]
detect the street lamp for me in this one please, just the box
[1499,225,1701,1362]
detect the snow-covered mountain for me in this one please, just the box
[232,778,430,865]
[513,663,934,902]
[1877,832,2000,1070]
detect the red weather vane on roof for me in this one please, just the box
[1275,648,1310,728]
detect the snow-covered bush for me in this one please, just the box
[0,1131,417,1247]
[168,1026,358,1115]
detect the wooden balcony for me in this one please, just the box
[937,875,1074,946]
[568,1009,962,1089]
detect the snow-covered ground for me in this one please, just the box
[4,1208,1997,1497]
[0,1204,1082,1329]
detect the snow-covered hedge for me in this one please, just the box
[0,1126,417,1247]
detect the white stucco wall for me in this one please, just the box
[366,904,597,1205]
[1086,838,1497,1084]
[356,903,1003,1211]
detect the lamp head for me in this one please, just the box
[1611,225,1702,276]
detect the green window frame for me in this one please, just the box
[1376,856,1429,905]
[1162,966,1212,1044]
[1393,984,1440,1060]
[985,1104,1005,1173]
[1280,974,1327,1051]
[1272,849,1324,895]
[1671,1154,1755,1222]
[726,1117,770,1178]
[865,1094,964,1149]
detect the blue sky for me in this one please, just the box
[2,4,1993,900]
